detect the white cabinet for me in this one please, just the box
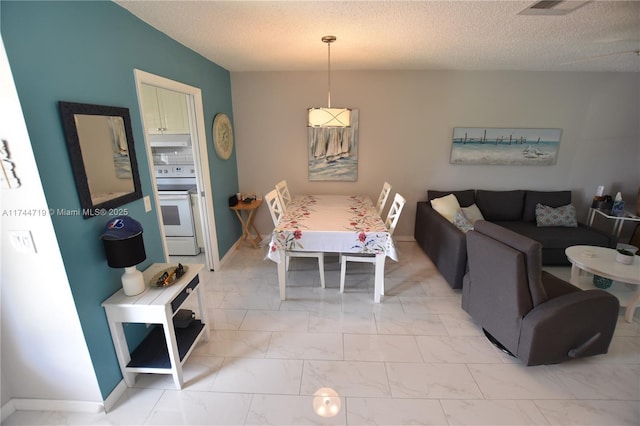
[141,85,190,135]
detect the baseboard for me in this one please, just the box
[219,237,242,268]
[1,400,16,423]
[103,379,127,413]
[4,398,103,416]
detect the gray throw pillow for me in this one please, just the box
[535,203,577,227]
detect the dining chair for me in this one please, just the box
[340,193,406,295]
[376,182,392,216]
[265,188,285,227]
[265,189,325,288]
[275,180,292,211]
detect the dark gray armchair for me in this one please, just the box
[462,221,619,366]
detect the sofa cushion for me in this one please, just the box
[476,190,525,221]
[462,203,485,224]
[496,221,612,249]
[427,189,475,207]
[535,203,577,227]
[523,191,572,222]
[430,194,460,222]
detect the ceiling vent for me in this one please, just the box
[531,1,565,9]
[518,1,591,15]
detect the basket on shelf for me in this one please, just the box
[593,274,613,289]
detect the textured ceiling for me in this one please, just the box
[116,0,640,72]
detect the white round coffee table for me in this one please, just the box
[565,245,640,323]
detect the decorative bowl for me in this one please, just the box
[150,264,187,287]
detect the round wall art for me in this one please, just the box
[212,113,233,160]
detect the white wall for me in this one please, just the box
[231,70,639,239]
[0,38,101,412]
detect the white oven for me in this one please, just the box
[156,166,199,255]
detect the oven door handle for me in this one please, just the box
[158,194,190,201]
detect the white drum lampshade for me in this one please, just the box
[308,107,351,127]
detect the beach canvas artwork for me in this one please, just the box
[450,127,562,166]
[308,109,359,181]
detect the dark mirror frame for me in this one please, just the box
[59,101,143,219]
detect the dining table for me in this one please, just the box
[267,194,398,303]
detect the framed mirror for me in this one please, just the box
[59,101,143,218]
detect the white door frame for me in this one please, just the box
[133,69,220,271]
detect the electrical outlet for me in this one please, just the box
[9,230,37,253]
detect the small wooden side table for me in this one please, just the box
[230,198,263,248]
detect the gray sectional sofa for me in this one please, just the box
[414,189,617,289]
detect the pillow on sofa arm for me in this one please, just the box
[431,194,461,223]
[535,203,577,227]
[461,203,485,224]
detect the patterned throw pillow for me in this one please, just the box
[453,209,474,233]
[535,203,577,227]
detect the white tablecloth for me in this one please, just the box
[267,195,397,263]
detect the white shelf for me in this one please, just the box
[571,270,638,309]
[102,263,210,389]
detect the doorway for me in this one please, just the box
[133,69,220,271]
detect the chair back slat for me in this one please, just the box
[376,182,392,215]
[265,189,284,226]
[384,193,406,236]
[275,180,292,211]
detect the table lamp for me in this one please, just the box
[101,216,147,296]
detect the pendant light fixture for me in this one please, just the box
[308,36,351,127]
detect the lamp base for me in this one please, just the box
[122,266,145,296]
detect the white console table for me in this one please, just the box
[588,208,640,238]
[102,263,210,389]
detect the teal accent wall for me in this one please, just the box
[2,1,240,398]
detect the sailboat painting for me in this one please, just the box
[308,109,359,181]
[450,127,562,166]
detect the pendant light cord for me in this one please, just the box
[322,35,337,109]
[327,40,332,108]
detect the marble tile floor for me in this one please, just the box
[4,242,639,425]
